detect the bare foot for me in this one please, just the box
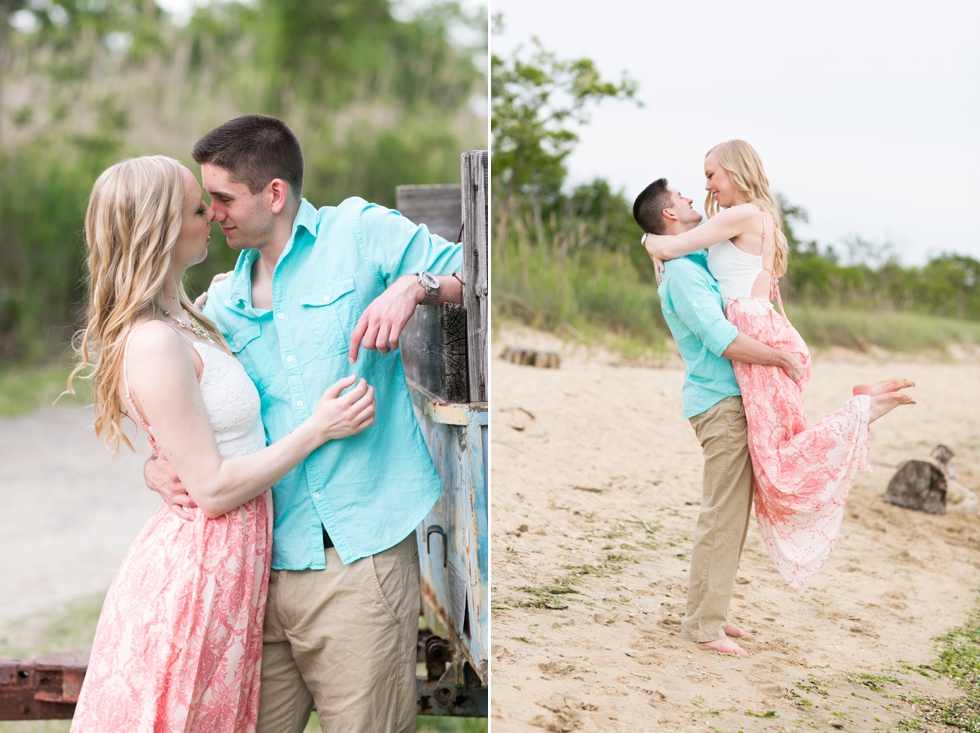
[724,623,751,639]
[869,391,916,423]
[853,378,915,397]
[701,637,749,656]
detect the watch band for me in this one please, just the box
[417,271,439,306]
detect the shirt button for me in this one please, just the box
[297,400,304,407]
[277,313,284,320]
[286,355,293,362]
[323,295,330,302]
[312,492,320,499]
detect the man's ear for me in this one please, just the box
[268,178,289,214]
[662,207,680,222]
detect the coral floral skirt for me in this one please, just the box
[70,492,271,732]
[726,298,870,589]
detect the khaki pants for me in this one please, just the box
[256,533,421,733]
[680,396,754,643]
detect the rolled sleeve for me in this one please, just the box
[354,200,463,284]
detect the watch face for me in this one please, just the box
[419,271,439,289]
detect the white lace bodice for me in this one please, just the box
[706,240,764,302]
[194,342,267,459]
[124,325,266,460]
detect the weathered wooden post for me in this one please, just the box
[397,185,468,402]
[396,150,489,718]
[461,151,488,404]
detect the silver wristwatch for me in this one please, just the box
[416,271,440,306]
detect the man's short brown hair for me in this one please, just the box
[632,178,672,235]
[192,114,304,198]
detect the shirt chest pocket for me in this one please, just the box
[300,277,361,359]
[229,323,274,393]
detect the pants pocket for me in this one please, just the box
[368,536,421,626]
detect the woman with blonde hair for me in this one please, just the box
[641,140,914,589]
[68,155,375,731]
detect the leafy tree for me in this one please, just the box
[491,34,639,207]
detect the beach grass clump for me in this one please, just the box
[898,605,980,732]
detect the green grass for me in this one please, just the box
[417,717,488,732]
[491,240,668,359]
[0,362,90,417]
[492,239,980,358]
[905,605,980,731]
[785,304,980,353]
[0,594,104,661]
[306,713,486,732]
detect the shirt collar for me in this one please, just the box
[228,199,320,308]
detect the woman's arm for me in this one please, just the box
[126,323,375,518]
[644,205,757,260]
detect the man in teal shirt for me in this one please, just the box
[633,179,803,656]
[148,115,463,732]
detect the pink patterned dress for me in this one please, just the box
[707,233,871,589]
[71,328,272,732]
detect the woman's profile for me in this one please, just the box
[67,155,375,731]
[641,140,914,588]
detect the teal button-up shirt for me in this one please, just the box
[658,251,740,419]
[203,197,463,569]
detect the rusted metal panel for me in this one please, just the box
[415,641,487,717]
[0,652,88,720]
[411,385,488,687]
[416,673,488,717]
[3,649,483,720]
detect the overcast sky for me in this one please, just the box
[492,0,980,266]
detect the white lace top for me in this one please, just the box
[706,240,764,302]
[124,324,266,460]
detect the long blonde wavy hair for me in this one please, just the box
[69,155,227,455]
[704,140,788,278]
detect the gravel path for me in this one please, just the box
[0,406,160,627]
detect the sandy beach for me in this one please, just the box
[490,327,980,732]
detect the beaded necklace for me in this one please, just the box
[158,306,215,344]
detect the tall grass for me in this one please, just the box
[492,227,668,358]
[492,212,980,357]
[785,305,980,353]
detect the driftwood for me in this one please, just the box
[501,346,560,369]
[884,444,977,515]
